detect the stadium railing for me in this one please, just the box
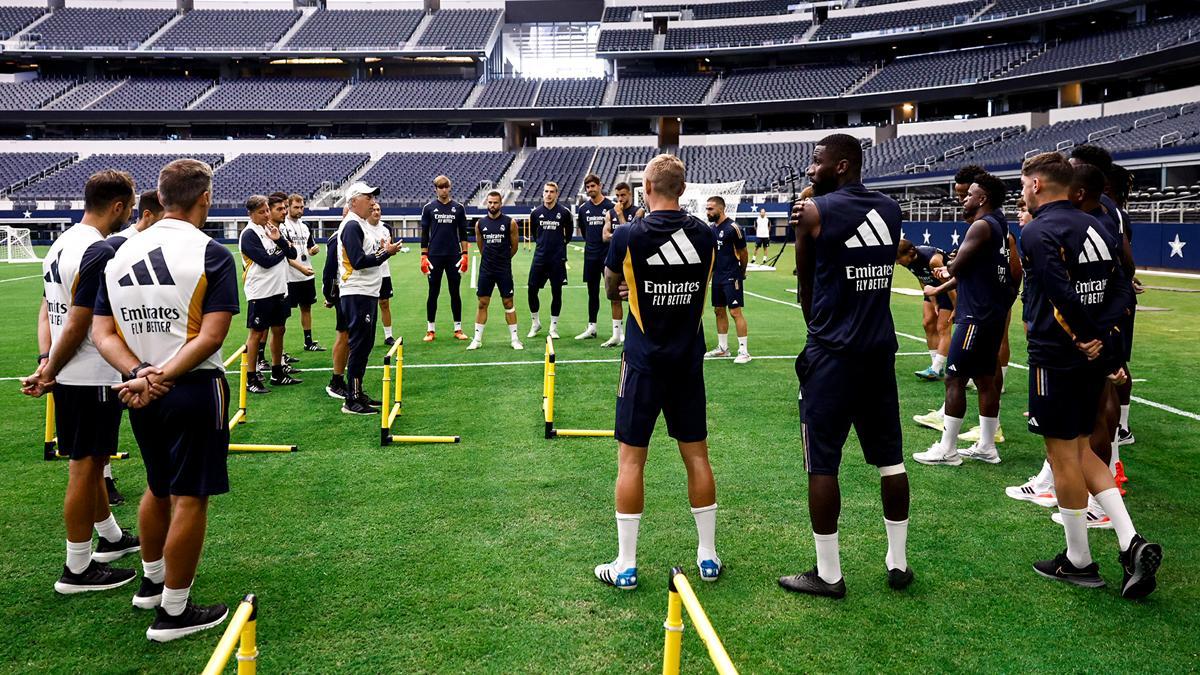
[42,393,129,462]
[541,336,614,439]
[201,593,258,675]
[223,345,298,453]
[662,568,738,675]
[380,337,461,445]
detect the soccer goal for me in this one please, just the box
[0,226,40,263]
[635,180,746,217]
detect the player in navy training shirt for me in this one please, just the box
[1018,151,1160,597]
[593,154,722,591]
[780,134,912,599]
[419,175,470,342]
[574,174,614,341]
[525,181,574,339]
[896,240,954,380]
[467,191,523,351]
[702,196,751,363]
[599,181,644,347]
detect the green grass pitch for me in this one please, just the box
[1,242,1198,672]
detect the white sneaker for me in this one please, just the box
[548,327,560,339]
[704,347,731,359]
[575,326,597,340]
[959,442,1001,464]
[1005,477,1058,507]
[958,424,1005,444]
[912,409,945,432]
[511,339,524,350]
[734,351,752,364]
[466,339,482,351]
[527,321,541,338]
[913,443,962,466]
[601,334,622,348]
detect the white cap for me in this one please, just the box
[344,181,380,200]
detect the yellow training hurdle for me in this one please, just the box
[223,346,297,453]
[42,393,130,462]
[542,337,614,439]
[662,568,738,675]
[380,337,461,445]
[201,594,258,675]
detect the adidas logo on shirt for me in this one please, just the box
[647,229,702,266]
[117,247,176,287]
[1028,417,1039,428]
[844,209,894,249]
[1078,226,1113,264]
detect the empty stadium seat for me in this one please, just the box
[416,9,502,50]
[356,152,514,206]
[25,8,174,49]
[211,153,369,207]
[149,9,301,50]
[336,79,474,110]
[284,9,424,50]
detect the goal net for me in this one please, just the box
[635,179,746,218]
[0,226,40,263]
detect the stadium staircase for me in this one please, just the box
[701,75,725,105]
[530,79,545,107]
[996,42,1051,78]
[970,2,998,23]
[653,33,666,50]
[843,65,882,95]
[186,84,221,110]
[462,80,486,108]
[798,22,821,43]
[495,149,532,206]
[137,11,186,51]
[404,11,436,49]
[310,154,382,208]
[324,82,356,109]
[271,7,318,52]
[4,10,52,48]
[43,80,124,110]
[602,80,619,107]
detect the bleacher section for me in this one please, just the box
[0,5,44,38]
[717,65,869,102]
[283,9,424,50]
[603,1,797,21]
[981,0,1076,19]
[679,142,811,192]
[24,8,174,49]
[416,9,502,50]
[336,79,474,110]
[513,147,594,207]
[535,79,607,107]
[860,44,1035,93]
[0,153,75,195]
[616,74,715,105]
[148,9,300,51]
[211,153,369,207]
[1005,17,1200,78]
[90,78,214,111]
[14,154,223,201]
[356,151,514,206]
[196,79,345,111]
[812,1,985,41]
[475,79,538,108]
[0,79,74,110]
[664,20,811,49]
[864,128,1020,177]
[44,80,121,110]
[597,28,655,52]
[589,147,659,192]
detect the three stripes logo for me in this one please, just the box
[118,247,176,287]
[1078,227,1113,264]
[844,209,894,249]
[647,229,702,266]
[44,251,62,284]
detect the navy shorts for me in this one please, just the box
[1120,311,1135,363]
[334,297,348,332]
[286,279,317,308]
[477,267,514,298]
[923,293,954,312]
[711,278,744,309]
[53,384,122,460]
[129,371,230,498]
[583,256,606,284]
[246,294,290,330]
[1028,365,1105,440]
[379,276,393,300]
[797,343,903,476]
[615,359,707,447]
[946,320,1005,379]
[528,258,567,289]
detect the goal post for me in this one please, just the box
[0,226,41,263]
[634,180,747,218]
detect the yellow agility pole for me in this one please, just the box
[201,593,258,675]
[223,346,297,453]
[380,337,460,446]
[542,336,614,439]
[662,568,738,675]
[42,393,129,461]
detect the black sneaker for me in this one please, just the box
[146,601,229,642]
[247,376,270,394]
[384,336,395,347]
[256,359,271,373]
[283,363,303,375]
[326,381,348,400]
[1033,550,1105,588]
[54,560,137,594]
[304,341,326,352]
[342,398,379,415]
[93,529,140,563]
[778,568,846,599]
[1117,427,1135,446]
[887,567,914,590]
[359,391,383,407]
[270,373,303,386]
[132,577,164,609]
[105,477,124,506]
[283,352,300,365]
[1118,534,1162,599]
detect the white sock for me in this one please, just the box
[884,518,909,571]
[550,316,559,330]
[1119,404,1130,430]
[508,323,519,340]
[979,416,999,448]
[938,415,964,452]
[474,323,484,342]
[103,463,112,480]
[1001,365,1008,383]
[1109,440,1120,474]
[454,321,462,332]
[383,326,393,339]
[1059,507,1092,567]
[928,349,937,367]
[612,319,622,336]
[426,321,435,332]
[932,353,947,372]
[737,336,748,353]
[530,311,539,324]
[161,585,191,617]
[717,333,728,350]
[936,402,946,416]
[691,503,717,563]
[142,558,165,584]
[1094,487,1137,551]
[587,322,596,331]
[1035,459,1055,488]
[66,540,92,574]
[814,531,842,584]
[94,513,122,543]
[616,512,641,570]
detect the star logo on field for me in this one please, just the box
[951,229,961,246]
[922,229,931,244]
[900,228,906,241]
[1168,233,1186,258]
[23,210,32,218]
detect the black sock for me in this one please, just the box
[258,345,266,362]
[330,373,344,386]
[304,329,313,345]
[272,365,283,379]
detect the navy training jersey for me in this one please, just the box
[420,199,468,257]
[954,210,1014,325]
[605,210,715,373]
[1021,200,1125,369]
[609,201,641,228]
[712,217,745,282]
[477,213,514,274]
[807,182,902,353]
[904,245,945,287]
[578,197,614,258]
[530,203,574,262]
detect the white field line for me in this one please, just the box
[0,274,41,283]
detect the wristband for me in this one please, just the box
[127,361,153,381]
[37,352,49,364]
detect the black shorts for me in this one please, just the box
[246,294,290,330]
[615,359,706,447]
[286,279,317,308]
[583,256,606,284]
[755,237,769,248]
[946,320,1005,379]
[1028,365,1105,440]
[379,276,393,300]
[711,278,744,309]
[1120,311,1135,363]
[129,371,230,497]
[53,384,122,460]
[477,267,514,298]
[797,343,902,476]
[528,258,567,289]
[334,297,348,332]
[923,293,954,312]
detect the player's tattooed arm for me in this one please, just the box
[791,197,820,320]
[604,267,628,301]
